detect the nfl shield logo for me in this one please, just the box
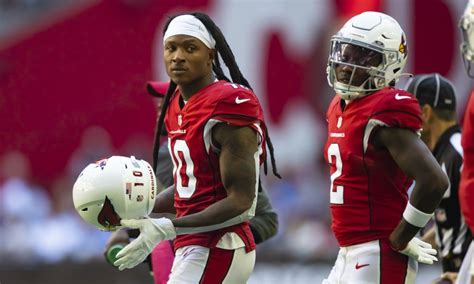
[178,115,182,126]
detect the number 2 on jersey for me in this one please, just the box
[328,143,344,204]
[171,140,197,198]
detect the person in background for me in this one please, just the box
[323,11,448,283]
[104,81,279,284]
[406,74,472,283]
[457,1,474,283]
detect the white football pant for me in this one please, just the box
[323,239,417,284]
[168,245,255,284]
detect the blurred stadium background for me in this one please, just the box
[0,0,472,283]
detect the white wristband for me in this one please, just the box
[402,202,433,228]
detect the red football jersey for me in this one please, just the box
[324,87,422,247]
[460,91,474,232]
[164,80,267,252]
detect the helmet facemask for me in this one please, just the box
[326,12,409,100]
[327,39,385,100]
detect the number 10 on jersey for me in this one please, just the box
[170,140,197,198]
[328,143,344,204]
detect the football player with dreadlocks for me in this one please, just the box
[323,11,449,283]
[112,12,279,283]
[103,81,278,284]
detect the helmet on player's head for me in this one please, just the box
[327,11,408,100]
[72,156,156,231]
[460,0,474,77]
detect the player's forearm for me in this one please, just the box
[390,179,447,250]
[171,190,254,228]
[409,174,448,214]
[172,168,258,234]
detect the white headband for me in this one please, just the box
[163,15,216,49]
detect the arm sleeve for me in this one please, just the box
[212,90,265,126]
[249,182,278,244]
[155,140,174,191]
[210,90,267,161]
[370,91,422,134]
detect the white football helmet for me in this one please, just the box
[460,0,474,77]
[327,11,408,100]
[72,156,156,231]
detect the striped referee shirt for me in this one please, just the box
[433,125,472,272]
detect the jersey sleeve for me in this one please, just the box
[370,90,422,134]
[206,87,267,161]
[212,90,264,127]
[211,89,266,145]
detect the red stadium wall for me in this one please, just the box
[0,0,465,191]
[0,0,211,187]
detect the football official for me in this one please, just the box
[407,74,472,282]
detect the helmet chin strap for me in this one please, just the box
[334,76,374,100]
[335,83,368,100]
[399,73,413,78]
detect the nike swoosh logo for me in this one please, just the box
[355,263,370,270]
[394,93,412,100]
[235,97,251,104]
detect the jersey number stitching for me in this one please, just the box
[171,140,197,198]
[328,143,344,204]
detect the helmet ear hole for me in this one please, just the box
[81,208,88,212]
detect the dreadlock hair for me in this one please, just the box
[153,12,280,178]
[152,81,176,171]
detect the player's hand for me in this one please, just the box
[397,237,438,264]
[114,217,176,270]
[440,271,457,283]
